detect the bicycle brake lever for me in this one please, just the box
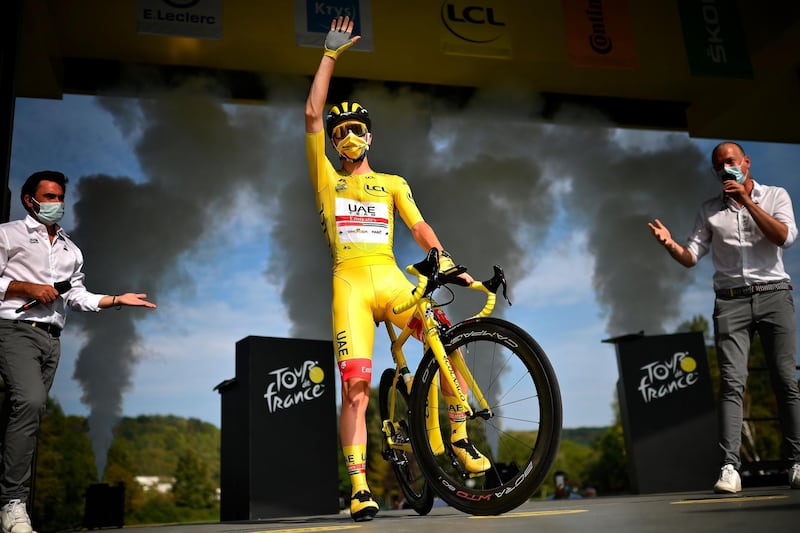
[484,265,512,306]
[414,248,440,279]
[502,278,511,306]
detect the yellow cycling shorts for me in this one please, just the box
[331,262,415,383]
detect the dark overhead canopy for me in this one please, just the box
[14,0,800,143]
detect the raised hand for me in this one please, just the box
[324,16,361,60]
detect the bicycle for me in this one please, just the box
[378,249,562,516]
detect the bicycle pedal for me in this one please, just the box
[382,448,408,463]
[387,437,413,451]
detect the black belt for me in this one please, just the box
[15,320,62,337]
[715,282,792,299]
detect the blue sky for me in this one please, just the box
[8,91,800,432]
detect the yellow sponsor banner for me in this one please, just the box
[136,0,223,39]
[440,0,513,59]
[562,0,636,69]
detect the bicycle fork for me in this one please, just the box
[425,322,496,478]
[425,319,493,422]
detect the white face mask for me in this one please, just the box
[32,198,65,225]
[335,132,370,162]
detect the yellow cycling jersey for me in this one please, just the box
[305,130,424,270]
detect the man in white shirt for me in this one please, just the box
[648,142,800,494]
[0,171,156,533]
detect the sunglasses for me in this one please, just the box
[332,121,369,141]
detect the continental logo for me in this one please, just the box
[585,0,613,55]
[440,1,507,44]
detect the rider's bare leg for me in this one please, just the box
[341,378,379,521]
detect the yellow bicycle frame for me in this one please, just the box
[383,265,497,454]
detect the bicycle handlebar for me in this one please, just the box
[392,249,438,314]
[392,249,511,317]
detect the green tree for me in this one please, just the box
[538,439,593,498]
[540,402,630,499]
[32,399,97,532]
[112,415,220,481]
[133,492,179,524]
[103,437,144,523]
[676,314,710,338]
[14,410,223,529]
[580,413,630,495]
[497,430,536,467]
[172,448,216,509]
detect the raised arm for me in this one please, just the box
[305,16,360,134]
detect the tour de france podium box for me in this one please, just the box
[604,331,719,493]
[215,336,339,520]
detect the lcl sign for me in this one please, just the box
[441,1,507,43]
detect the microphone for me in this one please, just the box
[16,280,72,313]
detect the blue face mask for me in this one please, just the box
[717,165,747,184]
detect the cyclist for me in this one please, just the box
[305,16,489,521]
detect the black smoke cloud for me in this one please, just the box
[69,82,281,478]
[65,76,717,477]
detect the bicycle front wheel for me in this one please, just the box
[409,317,562,515]
[378,368,434,515]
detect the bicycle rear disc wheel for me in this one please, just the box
[378,368,434,515]
[409,317,562,515]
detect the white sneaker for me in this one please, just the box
[790,463,800,489]
[0,500,33,533]
[713,464,742,494]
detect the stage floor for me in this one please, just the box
[78,484,800,533]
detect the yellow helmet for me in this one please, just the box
[325,101,371,138]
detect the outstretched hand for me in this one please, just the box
[324,16,361,60]
[647,218,672,246]
[114,293,157,309]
